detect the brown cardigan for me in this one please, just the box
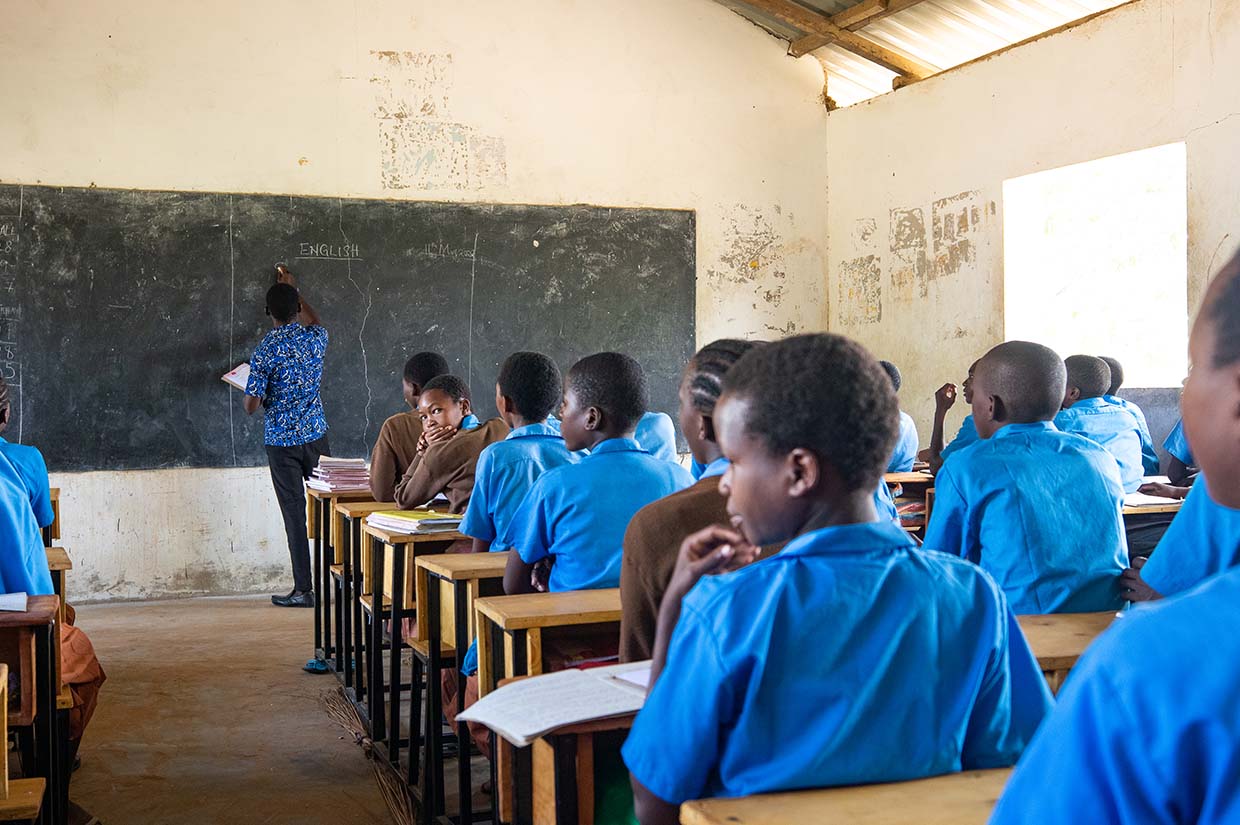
[619,476,730,663]
[369,410,422,502]
[394,418,509,514]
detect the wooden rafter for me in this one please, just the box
[787,0,933,57]
[743,0,935,78]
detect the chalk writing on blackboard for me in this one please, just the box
[295,242,362,261]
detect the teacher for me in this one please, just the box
[242,266,330,608]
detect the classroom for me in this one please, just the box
[0,0,1235,823]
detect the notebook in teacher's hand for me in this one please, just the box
[456,661,652,747]
[221,363,250,391]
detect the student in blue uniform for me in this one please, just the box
[0,379,53,596]
[1162,416,1197,485]
[624,334,1052,825]
[1099,355,1159,475]
[634,411,678,463]
[922,359,979,472]
[503,352,693,595]
[990,249,1240,825]
[1054,354,1145,492]
[879,360,919,472]
[923,342,1128,614]
[1120,477,1240,601]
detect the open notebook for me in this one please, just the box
[221,363,250,391]
[457,661,652,747]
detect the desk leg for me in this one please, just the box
[368,537,387,742]
[33,623,59,825]
[425,575,444,818]
[319,498,334,663]
[312,498,326,660]
[488,620,505,825]
[388,545,406,768]
[352,520,366,702]
[510,630,532,825]
[549,734,579,825]
[341,520,353,688]
[454,580,474,824]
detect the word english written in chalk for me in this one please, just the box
[297,242,362,260]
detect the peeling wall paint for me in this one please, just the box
[827,0,1240,442]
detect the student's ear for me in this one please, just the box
[784,448,821,499]
[990,394,1008,424]
[583,406,603,432]
[460,397,473,417]
[1063,385,1081,408]
[700,414,716,444]
[496,394,512,418]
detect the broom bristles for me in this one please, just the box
[322,686,415,824]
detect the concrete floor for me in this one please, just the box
[69,596,393,824]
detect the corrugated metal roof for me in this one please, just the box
[720,0,1128,107]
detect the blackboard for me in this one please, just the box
[0,184,695,471]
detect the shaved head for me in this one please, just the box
[974,341,1067,430]
[1065,355,1111,400]
[1098,356,1123,395]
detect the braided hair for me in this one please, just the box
[688,339,764,417]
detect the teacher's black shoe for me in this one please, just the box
[272,590,315,608]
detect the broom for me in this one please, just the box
[322,687,416,825]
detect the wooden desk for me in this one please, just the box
[883,472,935,486]
[413,552,509,823]
[474,588,623,824]
[1017,611,1116,693]
[1122,501,1182,516]
[680,768,1012,825]
[304,488,372,673]
[331,500,394,702]
[532,711,638,825]
[41,489,60,548]
[0,596,65,825]
[358,522,464,770]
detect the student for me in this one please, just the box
[1120,477,1240,601]
[0,377,105,825]
[369,351,448,502]
[989,249,1240,825]
[623,335,1051,824]
[921,360,979,473]
[1099,355,1159,475]
[1162,416,1197,485]
[620,339,760,663]
[393,375,507,512]
[924,342,1127,614]
[242,267,330,608]
[1054,354,1144,493]
[635,411,679,463]
[503,352,693,596]
[879,360,919,473]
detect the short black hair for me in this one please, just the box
[722,333,897,491]
[1098,356,1124,395]
[979,341,1066,423]
[1207,250,1240,368]
[567,352,647,432]
[498,352,562,421]
[265,283,300,323]
[688,339,764,416]
[422,374,471,403]
[404,352,449,388]
[1065,355,1111,399]
[879,360,902,393]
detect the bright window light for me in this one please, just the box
[1003,142,1188,388]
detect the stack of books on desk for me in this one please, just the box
[365,509,462,534]
[306,457,370,492]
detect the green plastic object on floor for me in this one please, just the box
[594,742,638,825]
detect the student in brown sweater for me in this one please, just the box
[394,374,508,513]
[369,351,449,502]
[619,339,763,662]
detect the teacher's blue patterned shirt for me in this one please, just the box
[245,323,329,447]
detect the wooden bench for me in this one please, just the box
[40,488,60,548]
[412,551,509,822]
[0,663,47,821]
[680,768,1013,825]
[1017,611,1116,693]
[305,488,373,672]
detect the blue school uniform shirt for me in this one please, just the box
[940,414,979,460]
[1054,397,1145,493]
[0,437,54,530]
[634,411,677,463]
[989,564,1240,825]
[623,520,1052,805]
[924,421,1127,614]
[886,411,919,472]
[505,438,693,592]
[244,323,329,447]
[1139,478,1240,597]
[0,449,53,597]
[1103,395,1159,475]
[1163,417,1194,465]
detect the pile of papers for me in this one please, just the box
[306,457,370,493]
[365,509,462,534]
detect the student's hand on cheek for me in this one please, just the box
[425,423,458,445]
[668,524,760,599]
[934,383,957,412]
